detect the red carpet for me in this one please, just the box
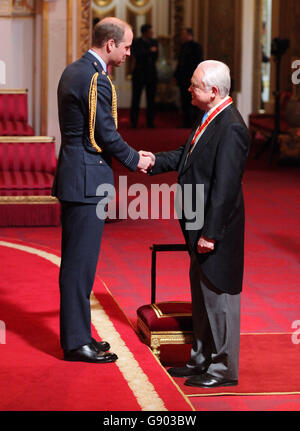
[168,334,300,396]
[94,167,300,335]
[0,241,193,411]
[0,120,299,411]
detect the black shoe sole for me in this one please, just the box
[167,367,207,378]
[184,380,238,388]
[63,355,118,363]
[168,371,202,378]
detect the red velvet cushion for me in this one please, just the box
[0,93,28,122]
[137,302,192,331]
[0,120,34,136]
[0,171,54,196]
[0,140,56,174]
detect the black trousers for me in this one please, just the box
[59,202,104,351]
[130,77,157,127]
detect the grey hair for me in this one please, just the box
[199,60,231,97]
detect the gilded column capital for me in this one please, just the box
[0,0,35,17]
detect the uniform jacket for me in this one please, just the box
[52,51,139,204]
[151,104,250,294]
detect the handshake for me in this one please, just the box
[137,150,156,173]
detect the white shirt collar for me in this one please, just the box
[205,95,231,117]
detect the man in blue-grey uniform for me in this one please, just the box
[52,17,153,363]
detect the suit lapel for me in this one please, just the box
[179,120,217,175]
[178,127,197,174]
[179,104,237,175]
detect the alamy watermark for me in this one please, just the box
[0,320,6,344]
[291,320,300,345]
[95,176,204,231]
[291,60,300,85]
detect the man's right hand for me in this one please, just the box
[137,151,155,173]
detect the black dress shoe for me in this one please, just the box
[167,366,206,378]
[184,372,238,388]
[91,337,110,352]
[64,343,118,363]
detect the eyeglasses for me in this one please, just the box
[190,82,202,90]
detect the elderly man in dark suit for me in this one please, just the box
[148,60,250,388]
[52,17,153,364]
